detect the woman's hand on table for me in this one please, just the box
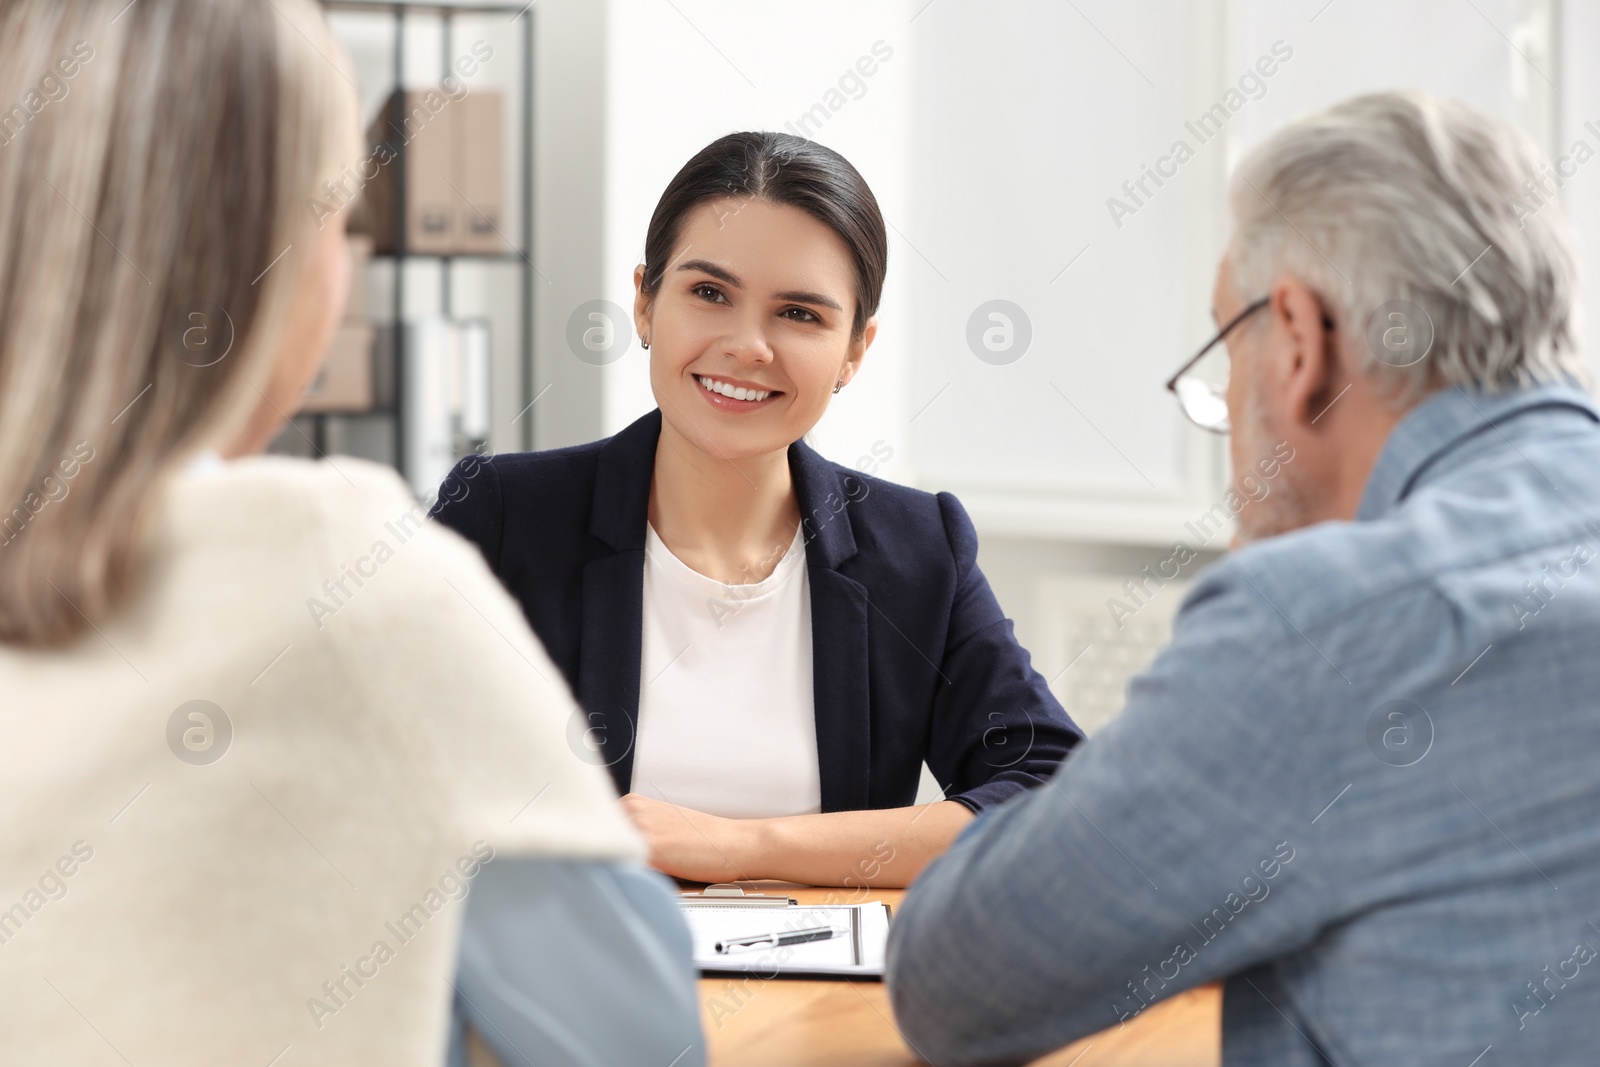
[620,792,757,883]
[619,793,977,888]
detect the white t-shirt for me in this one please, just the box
[630,523,822,819]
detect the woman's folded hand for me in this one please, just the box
[620,792,759,884]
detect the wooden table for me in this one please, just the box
[698,885,1220,1067]
[463,882,1220,1067]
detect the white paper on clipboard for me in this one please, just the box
[680,902,892,978]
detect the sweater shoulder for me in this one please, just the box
[159,454,491,605]
[167,454,428,553]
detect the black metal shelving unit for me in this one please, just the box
[320,0,536,479]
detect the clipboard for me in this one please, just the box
[677,895,893,979]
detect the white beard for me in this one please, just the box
[1231,382,1312,546]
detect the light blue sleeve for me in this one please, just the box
[886,559,1344,1065]
[445,857,706,1067]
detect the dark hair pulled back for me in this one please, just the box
[640,132,887,338]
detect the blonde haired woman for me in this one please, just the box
[0,2,701,1065]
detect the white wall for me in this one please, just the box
[532,0,1597,676]
[532,0,609,450]
[907,0,1231,545]
[1561,0,1600,379]
[904,0,1573,545]
[535,0,1588,486]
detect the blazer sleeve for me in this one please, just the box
[430,454,506,570]
[925,492,1084,814]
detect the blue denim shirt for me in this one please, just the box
[447,859,705,1067]
[888,383,1600,1066]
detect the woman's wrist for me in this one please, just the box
[726,815,777,880]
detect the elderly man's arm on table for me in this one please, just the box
[448,857,706,1067]
[886,561,1347,1066]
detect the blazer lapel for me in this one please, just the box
[576,410,661,796]
[790,440,871,812]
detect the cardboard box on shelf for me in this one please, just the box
[301,323,375,413]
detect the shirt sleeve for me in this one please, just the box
[446,857,705,1067]
[887,557,1342,1065]
[925,491,1084,813]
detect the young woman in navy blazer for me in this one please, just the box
[433,132,1081,888]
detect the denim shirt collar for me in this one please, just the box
[1357,381,1600,522]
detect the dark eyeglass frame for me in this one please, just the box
[1164,295,1334,434]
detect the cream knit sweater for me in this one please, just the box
[0,456,643,1065]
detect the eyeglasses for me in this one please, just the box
[1164,296,1336,434]
[1164,296,1269,435]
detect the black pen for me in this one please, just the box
[714,925,847,954]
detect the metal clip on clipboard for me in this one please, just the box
[677,883,798,907]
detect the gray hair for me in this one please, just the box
[0,0,358,646]
[1228,91,1583,404]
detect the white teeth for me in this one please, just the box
[697,375,770,402]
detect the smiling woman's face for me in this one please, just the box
[635,197,875,463]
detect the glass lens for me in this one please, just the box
[1175,376,1229,433]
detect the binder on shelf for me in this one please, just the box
[453,92,505,254]
[400,317,495,499]
[364,89,456,254]
[402,317,458,499]
[363,88,505,256]
[457,318,492,443]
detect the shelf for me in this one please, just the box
[323,1,533,14]
[299,406,398,419]
[304,0,537,487]
[369,251,529,262]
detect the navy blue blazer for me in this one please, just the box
[429,409,1082,813]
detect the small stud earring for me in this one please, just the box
[832,376,844,394]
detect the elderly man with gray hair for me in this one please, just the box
[887,90,1600,1065]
